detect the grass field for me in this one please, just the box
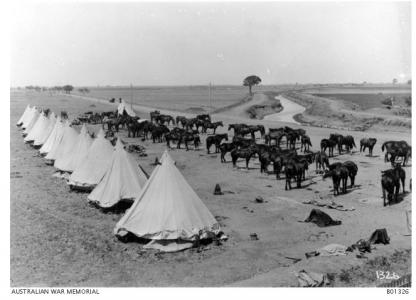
[73,86,255,113]
[311,93,411,110]
[71,84,303,113]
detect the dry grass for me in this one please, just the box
[333,249,411,287]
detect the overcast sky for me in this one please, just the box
[11,1,411,87]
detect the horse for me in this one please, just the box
[329,133,344,155]
[341,135,356,153]
[196,114,211,123]
[264,131,286,147]
[381,164,405,206]
[228,123,248,134]
[284,158,306,190]
[360,138,377,156]
[323,165,349,195]
[219,142,237,163]
[232,136,255,149]
[320,139,337,157]
[156,115,175,126]
[300,135,312,152]
[329,161,358,188]
[202,121,223,134]
[176,116,188,128]
[206,133,228,154]
[382,141,411,166]
[165,131,182,149]
[151,125,169,143]
[179,132,201,151]
[150,110,161,123]
[230,146,257,169]
[247,125,265,139]
[315,151,330,172]
[389,146,412,167]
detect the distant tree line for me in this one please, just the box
[24,85,89,95]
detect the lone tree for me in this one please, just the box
[392,78,398,85]
[63,85,74,94]
[243,75,261,95]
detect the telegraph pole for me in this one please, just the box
[209,82,212,114]
[130,83,133,110]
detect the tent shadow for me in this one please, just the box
[89,199,134,214]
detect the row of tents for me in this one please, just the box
[16,105,222,252]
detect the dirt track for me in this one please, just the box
[10,90,411,287]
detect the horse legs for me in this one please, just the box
[394,184,400,203]
[350,175,355,188]
[382,187,387,206]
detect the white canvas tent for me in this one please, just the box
[17,105,31,126]
[22,109,40,136]
[117,99,136,117]
[33,113,57,147]
[54,123,82,171]
[88,138,148,208]
[44,120,69,160]
[40,116,62,155]
[68,128,114,189]
[24,111,49,143]
[67,124,93,172]
[114,151,220,252]
[21,106,36,129]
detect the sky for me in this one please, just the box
[10,1,411,87]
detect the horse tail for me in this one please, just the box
[381,141,386,152]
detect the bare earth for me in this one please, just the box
[10,90,411,287]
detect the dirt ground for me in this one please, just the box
[10,89,411,287]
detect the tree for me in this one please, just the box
[62,85,74,94]
[243,75,261,95]
[392,78,398,84]
[407,79,412,85]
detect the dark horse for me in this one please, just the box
[231,146,257,169]
[381,164,405,206]
[206,133,228,154]
[202,121,223,134]
[382,141,411,166]
[360,138,377,156]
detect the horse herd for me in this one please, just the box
[75,109,411,207]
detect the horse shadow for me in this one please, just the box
[365,154,380,158]
[301,180,318,188]
[389,191,411,206]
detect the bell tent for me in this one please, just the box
[88,138,148,208]
[63,124,93,172]
[39,116,63,155]
[117,99,136,117]
[54,124,84,172]
[68,128,114,189]
[44,120,70,161]
[24,111,49,143]
[33,113,57,147]
[17,105,31,126]
[114,150,220,252]
[22,109,40,136]
[21,106,36,129]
